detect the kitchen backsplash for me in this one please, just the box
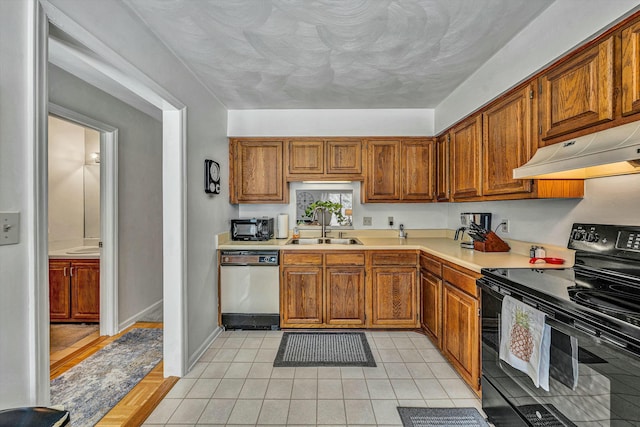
[238,174,640,247]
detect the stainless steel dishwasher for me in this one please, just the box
[219,250,280,330]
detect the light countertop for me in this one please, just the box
[49,246,101,260]
[217,231,574,273]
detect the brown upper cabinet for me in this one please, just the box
[435,134,450,202]
[539,36,615,143]
[286,138,363,181]
[229,138,288,204]
[450,116,483,200]
[363,138,436,203]
[482,84,534,196]
[622,20,640,116]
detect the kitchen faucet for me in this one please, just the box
[314,206,328,238]
[399,224,407,239]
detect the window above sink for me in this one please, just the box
[296,189,353,226]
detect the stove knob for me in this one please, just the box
[586,232,598,243]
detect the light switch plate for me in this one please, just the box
[0,212,20,245]
[363,216,372,226]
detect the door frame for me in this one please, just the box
[48,103,119,336]
[30,0,189,404]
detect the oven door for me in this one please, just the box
[480,281,640,426]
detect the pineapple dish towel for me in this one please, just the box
[499,296,551,391]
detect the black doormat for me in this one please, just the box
[273,332,376,367]
[517,404,577,427]
[397,407,489,427]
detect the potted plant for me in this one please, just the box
[304,200,347,226]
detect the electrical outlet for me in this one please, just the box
[363,216,372,226]
[388,216,394,227]
[500,219,510,233]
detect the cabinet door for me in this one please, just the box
[622,21,640,116]
[402,139,436,201]
[370,267,418,327]
[281,267,323,325]
[442,283,480,392]
[365,140,400,201]
[326,139,362,174]
[70,260,100,321]
[49,260,71,321]
[540,37,614,141]
[234,140,286,203]
[421,269,441,347]
[288,140,324,175]
[435,134,450,202]
[450,116,482,199]
[482,85,534,196]
[325,267,365,326]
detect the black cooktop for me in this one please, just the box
[481,223,640,344]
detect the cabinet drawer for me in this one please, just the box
[443,265,479,298]
[370,251,417,266]
[326,252,365,266]
[420,254,442,277]
[282,252,323,266]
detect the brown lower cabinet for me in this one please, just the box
[420,252,481,395]
[280,250,417,328]
[280,251,365,328]
[49,258,100,323]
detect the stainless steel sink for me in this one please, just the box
[286,237,362,245]
[324,238,362,245]
[286,238,325,245]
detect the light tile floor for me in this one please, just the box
[144,330,482,426]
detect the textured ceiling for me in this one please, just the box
[125,0,554,109]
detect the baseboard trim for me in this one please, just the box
[118,299,163,332]
[187,326,222,371]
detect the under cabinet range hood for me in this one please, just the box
[513,121,640,179]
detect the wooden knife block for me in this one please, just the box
[474,231,510,252]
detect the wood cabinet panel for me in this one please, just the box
[421,269,441,346]
[442,265,479,298]
[420,254,442,277]
[402,139,436,201]
[450,116,482,200]
[365,140,401,201]
[281,267,323,325]
[326,267,365,326]
[370,251,418,266]
[70,260,100,320]
[288,140,324,174]
[326,140,362,174]
[442,283,480,393]
[435,134,450,202]
[540,37,614,141]
[49,259,99,322]
[49,260,71,320]
[282,252,323,266]
[370,267,418,327]
[483,85,534,196]
[622,21,640,116]
[325,252,365,266]
[232,139,286,203]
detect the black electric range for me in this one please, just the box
[479,224,640,426]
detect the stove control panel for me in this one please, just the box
[569,223,640,259]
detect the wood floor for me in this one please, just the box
[50,322,179,426]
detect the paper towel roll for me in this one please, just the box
[277,214,289,239]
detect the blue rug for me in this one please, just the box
[51,328,163,427]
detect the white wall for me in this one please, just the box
[228,109,435,136]
[0,0,35,409]
[49,65,164,326]
[84,127,100,239]
[435,0,640,132]
[48,116,85,249]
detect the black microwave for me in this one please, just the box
[231,218,274,241]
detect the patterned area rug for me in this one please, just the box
[397,407,489,427]
[274,332,376,367]
[51,328,163,427]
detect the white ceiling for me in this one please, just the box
[124,0,554,110]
